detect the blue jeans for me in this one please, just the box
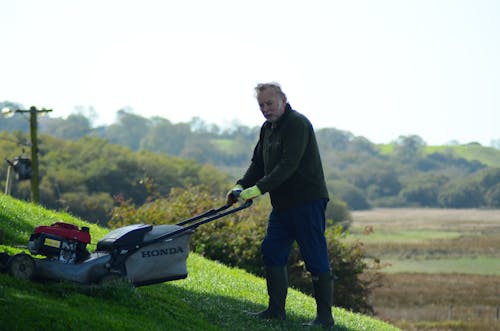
[261,198,331,276]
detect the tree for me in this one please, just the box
[140,119,191,155]
[348,136,378,156]
[393,135,426,163]
[346,162,402,198]
[479,168,500,191]
[103,109,151,151]
[330,180,370,210]
[438,179,484,208]
[485,183,500,207]
[316,128,354,151]
[40,114,91,140]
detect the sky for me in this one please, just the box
[1,0,499,146]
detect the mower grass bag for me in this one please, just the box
[97,224,192,286]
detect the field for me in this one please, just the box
[349,208,500,331]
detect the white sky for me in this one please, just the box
[1,0,499,146]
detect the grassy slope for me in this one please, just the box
[0,194,399,331]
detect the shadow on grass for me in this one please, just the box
[158,282,361,331]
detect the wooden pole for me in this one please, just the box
[29,107,39,204]
[5,106,51,203]
[4,165,13,195]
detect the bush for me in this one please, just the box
[330,180,371,211]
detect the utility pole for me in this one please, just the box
[3,106,52,204]
[4,164,13,195]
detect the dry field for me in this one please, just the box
[350,208,500,331]
[351,208,500,232]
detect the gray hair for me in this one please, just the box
[254,82,287,101]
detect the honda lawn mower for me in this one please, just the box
[0,200,251,286]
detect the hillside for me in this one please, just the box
[425,143,500,168]
[0,194,400,331]
[379,142,500,168]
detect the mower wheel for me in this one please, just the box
[7,253,36,280]
[98,272,125,285]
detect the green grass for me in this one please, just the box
[377,142,500,167]
[382,257,500,275]
[425,144,500,167]
[210,139,242,154]
[0,195,108,246]
[0,194,400,331]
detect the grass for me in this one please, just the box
[376,143,500,167]
[210,138,240,153]
[381,257,500,275]
[0,195,108,246]
[0,194,400,331]
[425,144,500,167]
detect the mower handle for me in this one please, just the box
[176,203,233,226]
[175,200,252,227]
[138,200,253,248]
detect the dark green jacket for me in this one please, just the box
[237,104,329,210]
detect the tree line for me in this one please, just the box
[1,104,500,211]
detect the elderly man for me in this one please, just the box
[227,82,334,329]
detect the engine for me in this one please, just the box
[28,222,91,264]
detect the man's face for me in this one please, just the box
[257,88,286,123]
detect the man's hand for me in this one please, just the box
[226,185,243,205]
[238,185,262,201]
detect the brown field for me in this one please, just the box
[351,208,500,331]
[351,208,500,231]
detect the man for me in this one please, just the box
[227,82,334,329]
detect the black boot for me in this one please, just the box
[249,266,288,320]
[304,271,335,330]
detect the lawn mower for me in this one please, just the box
[0,200,252,286]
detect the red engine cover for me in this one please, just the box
[34,222,91,244]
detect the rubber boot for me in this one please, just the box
[249,266,288,320]
[304,271,335,330]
